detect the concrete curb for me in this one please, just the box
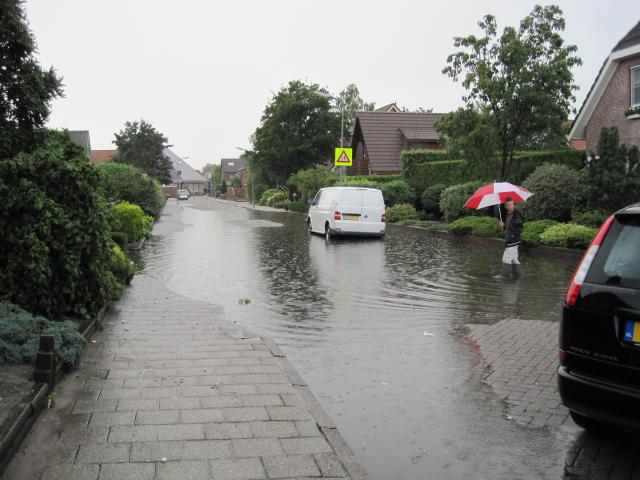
[0,306,108,476]
[262,336,371,480]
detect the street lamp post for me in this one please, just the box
[236,147,255,208]
[316,92,345,182]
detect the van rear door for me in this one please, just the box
[337,189,363,233]
[361,189,384,234]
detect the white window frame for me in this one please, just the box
[632,65,640,107]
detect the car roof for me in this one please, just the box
[322,186,382,192]
[616,202,640,216]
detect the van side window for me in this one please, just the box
[311,191,322,206]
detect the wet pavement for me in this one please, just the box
[124,196,640,480]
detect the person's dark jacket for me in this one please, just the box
[504,210,523,247]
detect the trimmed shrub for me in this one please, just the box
[421,184,446,217]
[380,180,415,207]
[287,165,337,200]
[0,303,86,367]
[112,202,151,242]
[522,220,560,245]
[349,175,402,184]
[522,163,580,222]
[403,159,468,192]
[288,201,308,213]
[539,223,597,249]
[400,149,449,169]
[448,216,502,237]
[440,181,485,223]
[509,150,585,183]
[340,178,381,188]
[111,232,129,250]
[386,204,418,223]
[259,188,288,206]
[271,200,289,210]
[110,245,135,285]
[0,131,120,319]
[572,210,609,228]
[96,163,164,217]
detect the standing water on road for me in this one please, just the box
[142,198,581,479]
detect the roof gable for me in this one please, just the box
[221,158,246,174]
[614,20,640,51]
[164,149,207,184]
[352,112,444,172]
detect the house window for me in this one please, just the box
[633,66,640,106]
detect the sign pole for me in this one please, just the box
[340,105,345,183]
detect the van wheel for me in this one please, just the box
[325,223,332,241]
[569,411,607,433]
[307,219,312,234]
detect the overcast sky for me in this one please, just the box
[24,0,639,170]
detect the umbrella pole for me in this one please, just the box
[498,203,503,223]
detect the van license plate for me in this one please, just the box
[343,215,360,221]
[623,320,640,344]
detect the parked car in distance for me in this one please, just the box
[307,187,386,239]
[559,202,640,432]
[178,189,189,201]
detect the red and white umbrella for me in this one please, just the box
[464,182,532,209]
[464,182,533,220]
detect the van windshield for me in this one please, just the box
[587,218,640,289]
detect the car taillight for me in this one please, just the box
[334,211,341,221]
[381,213,386,223]
[565,215,615,306]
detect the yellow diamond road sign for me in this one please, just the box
[334,147,352,166]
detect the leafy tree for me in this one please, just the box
[586,127,640,212]
[201,163,221,181]
[230,176,241,188]
[401,106,434,113]
[435,107,499,177]
[112,120,172,184]
[287,165,338,200]
[443,5,581,180]
[252,80,341,185]
[0,0,63,160]
[337,83,375,135]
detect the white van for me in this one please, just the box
[307,187,386,239]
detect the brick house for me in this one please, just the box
[221,158,247,186]
[350,111,444,175]
[569,20,640,152]
[91,149,117,165]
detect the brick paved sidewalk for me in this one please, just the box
[4,273,368,480]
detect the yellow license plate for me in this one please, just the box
[343,214,360,221]
[624,320,640,344]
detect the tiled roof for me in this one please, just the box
[91,150,117,165]
[352,112,444,172]
[399,127,439,141]
[164,149,207,184]
[374,102,401,113]
[221,158,246,174]
[68,130,91,156]
[613,20,640,51]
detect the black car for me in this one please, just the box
[559,202,640,432]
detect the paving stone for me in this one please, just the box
[99,388,141,399]
[59,427,109,444]
[314,453,348,477]
[240,394,283,407]
[280,437,332,455]
[157,460,210,480]
[88,411,136,427]
[223,407,270,422]
[98,463,155,480]
[295,421,321,437]
[116,398,159,411]
[210,458,266,479]
[250,421,298,438]
[267,406,313,421]
[262,455,320,479]
[72,399,118,414]
[108,425,158,442]
[180,385,220,397]
[204,422,253,439]
[156,424,205,441]
[41,464,99,480]
[136,409,180,425]
[159,396,201,410]
[219,385,258,395]
[130,440,233,461]
[76,442,130,463]
[140,387,179,398]
[232,438,284,457]
[199,396,243,408]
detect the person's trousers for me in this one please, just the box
[502,245,520,264]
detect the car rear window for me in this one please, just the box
[587,218,640,289]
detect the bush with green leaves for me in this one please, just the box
[110,245,135,285]
[96,163,163,217]
[448,216,501,237]
[259,188,288,206]
[539,223,597,249]
[348,175,401,184]
[0,303,86,367]
[0,131,120,319]
[340,178,381,189]
[421,184,446,217]
[112,202,152,242]
[288,201,308,213]
[521,220,560,245]
[111,231,129,249]
[522,163,579,222]
[439,181,485,223]
[380,180,415,207]
[288,165,337,200]
[571,210,609,228]
[385,204,418,223]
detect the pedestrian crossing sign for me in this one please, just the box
[334,147,353,166]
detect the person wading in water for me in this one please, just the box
[500,197,523,278]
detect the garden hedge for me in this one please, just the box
[509,150,585,183]
[539,223,597,249]
[386,204,418,223]
[440,181,486,223]
[97,163,164,218]
[112,202,152,242]
[448,216,502,237]
[522,163,580,222]
[521,220,560,245]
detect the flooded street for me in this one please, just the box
[142,197,583,479]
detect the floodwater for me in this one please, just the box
[141,197,584,480]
